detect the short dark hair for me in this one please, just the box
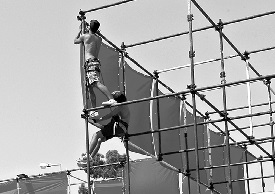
[112,91,127,103]
[90,20,100,33]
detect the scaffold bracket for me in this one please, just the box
[187,14,194,22]
[157,154,163,161]
[183,169,191,177]
[243,50,250,60]
[204,111,210,120]
[208,182,214,190]
[189,50,195,58]
[215,19,224,31]
[263,77,271,85]
[220,71,226,79]
[247,136,256,144]
[187,84,196,94]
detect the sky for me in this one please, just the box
[0,0,275,193]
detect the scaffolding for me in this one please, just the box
[77,1,275,194]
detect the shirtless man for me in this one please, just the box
[74,20,116,117]
[77,91,130,166]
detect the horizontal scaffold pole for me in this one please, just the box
[124,10,275,48]
[86,73,275,112]
[81,0,135,14]
[208,100,275,115]
[156,46,275,74]
[164,135,275,158]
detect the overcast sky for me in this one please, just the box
[1,0,275,193]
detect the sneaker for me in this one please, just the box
[102,99,117,106]
[89,111,99,118]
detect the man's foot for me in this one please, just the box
[89,111,99,118]
[102,99,117,106]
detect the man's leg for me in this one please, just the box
[88,85,96,108]
[94,82,113,100]
[89,131,106,158]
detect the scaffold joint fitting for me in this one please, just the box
[219,111,228,118]
[187,14,194,22]
[263,78,271,85]
[179,94,186,101]
[204,111,210,120]
[189,50,195,58]
[220,71,226,78]
[269,121,275,126]
[157,154,163,161]
[183,169,191,176]
[215,19,224,31]
[243,50,250,60]
[247,136,255,144]
[81,109,89,119]
[184,132,188,138]
[187,84,196,93]
[121,42,126,50]
[153,70,159,79]
[208,182,214,190]
[257,155,263,161]
[79,10,85,16]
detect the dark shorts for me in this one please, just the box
[85,58,101,85]
[101,119,128,140]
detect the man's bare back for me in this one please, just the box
[83,33,102,60]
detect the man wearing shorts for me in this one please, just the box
[74,20,116,117]
[77,91,130,165]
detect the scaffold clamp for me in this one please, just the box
[157,153,163,161]
[247,136,255,144]
[243,50,250,60]
[215,19,224,31]
[187,14,194,22]
[187,84,196,94]
[183,169,191,177]
[204,111,210,120]
[189,50,195,58]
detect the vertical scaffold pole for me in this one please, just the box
[264,78,275,190]
[120,42,130,194]
[120,43,126,93]
[216,19,232,194]
[258,156,265,192]
[243,52,254,138]
[154,71,163,161]
[16,178,19,194]
[243,145,250,194]
[186,1,201,193]
[205,114,214,194]
[180,96,191,194]
[79,11,92,194]
[124,133,131,194]
[119,42,131,194]
[184,132,191,194]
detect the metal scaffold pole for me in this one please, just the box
[187,1,201,193]
[264,78,275,190]
[216,19,232,194]
[78,11,92,194]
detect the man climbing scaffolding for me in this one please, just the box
[77,91,130,167]
[74,20,117,117]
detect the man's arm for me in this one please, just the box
[88,118,104,129]
[95,106,122,122]
[74,31,83,44]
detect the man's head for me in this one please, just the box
[112,91,127,103]
[89,20,100,33]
